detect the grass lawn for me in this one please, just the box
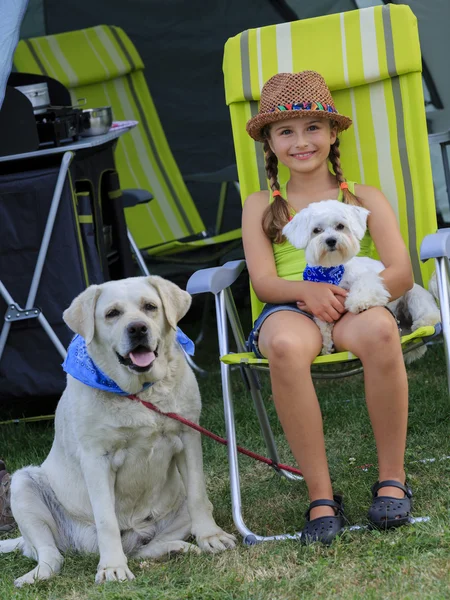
[1,329,449,599]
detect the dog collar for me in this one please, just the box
[303,264,345,286]
[62,328,195,396]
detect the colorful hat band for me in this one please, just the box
[270,101,338,114]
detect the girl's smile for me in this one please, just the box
[290,150,316,160]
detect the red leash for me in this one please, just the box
[128,394,303,477]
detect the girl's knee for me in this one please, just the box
[355,310,400,357]
[266,331,319,365]
[371,311,398,343]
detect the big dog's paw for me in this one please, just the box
[95,564,135,584]
[14,563,58,587]
[14,552,63,587]
[196,529,237,553]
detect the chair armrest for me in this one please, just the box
[184,164,238,184]
[186,260,246,295]
[420,229,450,261]
[122,188,153,208]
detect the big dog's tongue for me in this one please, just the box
[129,349,156,367]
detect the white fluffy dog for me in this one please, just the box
[283,200,440,357]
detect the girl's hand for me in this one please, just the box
[296,282,348,323]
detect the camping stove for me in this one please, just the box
[34,107,84,147]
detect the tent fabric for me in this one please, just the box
[15,1,450,232]
[11,0,450,233]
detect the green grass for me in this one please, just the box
[1,334,450,599]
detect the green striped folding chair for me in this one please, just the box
[187,4,447,544]
[13,26,241,260]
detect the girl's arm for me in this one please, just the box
[356,185,414,300]
[242,192,347,322]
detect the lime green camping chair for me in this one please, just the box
[13,25,241,261]
[187,4,447,544]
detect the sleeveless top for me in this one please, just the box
[272,180,374,281]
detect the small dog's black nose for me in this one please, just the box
[326,237,337,248]
[127,321,148,339]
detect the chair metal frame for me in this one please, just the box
[192,4,449,543]
[0,126,137,388]
[0,152,73,367]
[187,252,448,544]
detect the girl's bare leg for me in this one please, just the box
[333,307,408,499]
[258,312,335,519]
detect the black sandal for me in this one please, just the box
[301,494,346,545]
[367,480,413,529]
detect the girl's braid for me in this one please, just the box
[328,137,360,205]
[262,140,291,243]
[264,140,280,193]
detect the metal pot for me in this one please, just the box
[81,107,113,137]
[14,82,50,113]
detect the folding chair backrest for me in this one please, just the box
[223,4,437,322]
[14,25,206,249]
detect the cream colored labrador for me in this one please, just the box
[0,276,235,587]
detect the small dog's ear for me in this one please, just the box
[146,276,191,330]
[348,205,370,241]
[63,285,102,344]
[282,210,311,249]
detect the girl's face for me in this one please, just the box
[268,117,337,173]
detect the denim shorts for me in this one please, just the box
[247,303,313,358]
[246,303,400,359]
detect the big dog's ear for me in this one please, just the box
[282,208,311,249]
[63,285,102,344]
[146,276,191,331]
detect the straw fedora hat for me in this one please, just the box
[246,70,352,142]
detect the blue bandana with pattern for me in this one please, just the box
[303,264,345,286]
[62,328,195,396]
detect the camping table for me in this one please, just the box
[0,124,136,364]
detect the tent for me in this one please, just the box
[0,0,449,410]
[14,0,450,228]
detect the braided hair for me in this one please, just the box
[328,137,360,206]
[261,139,291,244]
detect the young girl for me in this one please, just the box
[243,70,414,545]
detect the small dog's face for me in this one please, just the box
[282,200,370,267]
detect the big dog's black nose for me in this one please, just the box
[127,321,148,339]
[326,237,337,248]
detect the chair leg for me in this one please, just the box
[194,293,212,345]
[214,181,228,236]
[127,229,150,276]
[435,257,450,395]
[223,288,302,482]
[183,351,208,377]
[215,290,303,545]
[0,153,72,364]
